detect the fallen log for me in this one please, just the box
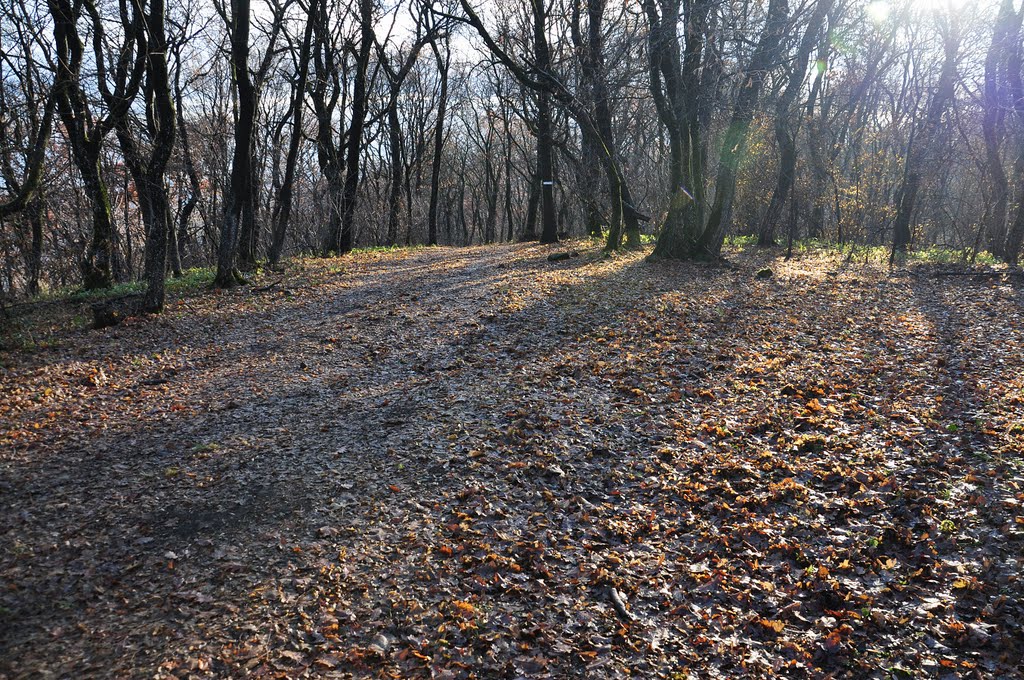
[928,269,1023,279]
[91,294,145,329]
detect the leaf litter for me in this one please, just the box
[1,242,1023,678]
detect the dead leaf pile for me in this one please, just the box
[1,243,1022,678]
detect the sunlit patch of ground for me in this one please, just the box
[2,241,1022,678]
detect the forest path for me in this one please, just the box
[2,242,1023,678]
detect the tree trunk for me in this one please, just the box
[128,0,176,312]
[324,0,374,255]
[484,152,499,243]
[0,90,54,222]
[533,0,558,245]
[983,0,1018,260]
[79,162,116,289]
[459,0,637,249]
[758,0,833,247]
[891,21,959,261]
[1005,148,1024,265]
[646,0,713,260]
[571,0,629,244]
[579,130,604,238]
[215,0,256,287]
[27,198,44,296]
[167,189,183,279]
[172,58,202,274]
[427,37,450,247]
[236,179,258,268]
[49,0,108,288]
[523,172,540,241]
[268,4,315,264]
[234,1,289,271]
[700,0,790,257]
[386,87,403,246]
[48,0,145,290]
[502,98,515,242]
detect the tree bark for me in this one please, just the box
[1004,6,1024,265]
[533,0,558,245]
[758,0,833,247]
[379,36,430,246]
[323,0,374,255]
[268,1,316,265]
[139,0,176,312]
[235,1,289,269]
[215,0,256,287]
[891,20,959,261]
[26,198,44,296]
[571,0,640,246]
[386,91,404,246]
[700,0,790,257]
[427,36,450,247]
[114,0,176,312]
[457,0,636,249]
[172,50,203,274]
[48,0,145,289]
[523,172,540,241]
[0,95,54,221]
[981,0,1016,259]
[646,0,713,260]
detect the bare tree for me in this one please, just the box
[757,0,835,247]
[426,26,451,246]
[891,15,960,261]
[321,0,376,255]
[214,0,257,286]
[48,0,146,289]
[980,0,1015,259]
[113,0,176,311]
[269,0,318,265]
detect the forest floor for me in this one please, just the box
[1,241,1023,679]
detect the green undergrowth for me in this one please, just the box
[352,243,429,255]
[306,244,430,261]
[2,268,215,354]
[30,267,215,306]
[723,235,1002,267]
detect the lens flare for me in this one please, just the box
[865,0,891,24]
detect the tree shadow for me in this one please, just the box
[4,244,1023,676]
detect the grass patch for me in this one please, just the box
[30,266,215,306]
[351,244,429,255]
[724,234,759,248]
[910,246,999,266]
[38,281,144,305]
[1,267,216,354]
[735,238,1004,267]
[167,267,215,293]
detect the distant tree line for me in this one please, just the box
[0,0,1019,309]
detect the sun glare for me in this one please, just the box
[866,0,891,23]
[865,0,970,25]
[916,0,970,11]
